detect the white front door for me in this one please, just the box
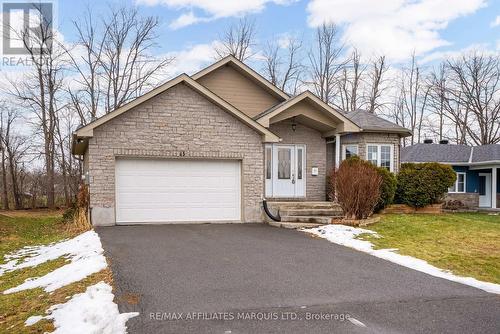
[266,144,305,198]
[479,173,491,208]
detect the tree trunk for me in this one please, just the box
[8,155,21,209]
[1,150,8,210]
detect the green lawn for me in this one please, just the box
[0,210,112,333]
[362,213,500,284]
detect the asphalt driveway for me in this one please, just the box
[97,224,500,334]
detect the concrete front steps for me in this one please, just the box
[266,201,343,229]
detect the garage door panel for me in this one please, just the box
[116,208,239,222]
[115,159,241,223]
[118,178,238,189]
[117,192,239,206]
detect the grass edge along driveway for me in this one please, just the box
[361,213,500,284]
[0,210,113,334]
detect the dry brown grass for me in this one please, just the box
[65,208,92,234]
[0,209,64,219]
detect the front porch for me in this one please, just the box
[469,165,499,209]
[257,92,360,202]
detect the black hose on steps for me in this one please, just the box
[263,199,281,222]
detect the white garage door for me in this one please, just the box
[115,159,241,224]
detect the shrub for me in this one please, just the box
[374,167,397,212]
[65,184,92,232]
[329,157,382,220]
[396,162,456,208]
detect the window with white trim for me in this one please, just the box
[342,144,358,160]
[366,144,393,171]
[449,172,466,193]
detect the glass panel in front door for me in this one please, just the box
[278,148,291,179]
[297,148,303,180]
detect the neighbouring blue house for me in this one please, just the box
[401,140,500,210]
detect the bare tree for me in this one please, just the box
[261,36,303,95]
[215,17,256,61]
[396,54,429,145]
[308,23,347,105]
[66,7,107,124]
[4,4,64,209]
[444,52,500,145]
[426,63,463,142]
[365,55,388,113]
[100,6,173,114]
[0,104,9,210]
[338,49,364,111]
[26,169,44,209]
[0,106,28,209]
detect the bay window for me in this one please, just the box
[366,144,393,171]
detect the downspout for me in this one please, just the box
[263,199,281,222]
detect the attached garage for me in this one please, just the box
[73,71,279,226]
[115,159,241,224]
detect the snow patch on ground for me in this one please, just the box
[304,225,500,295]
[1,231,108,294]
[25,282,138,334]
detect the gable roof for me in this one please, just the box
[192,55,289,101]
[344,110,412,136]
[72,73,281,154]
[254,91,361,133]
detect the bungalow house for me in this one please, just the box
[401,141,500,209]
[72,55,411,226]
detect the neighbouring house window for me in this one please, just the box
[343,145,358,160]
[297,148,303,180]
[449,172,466,193]
[366,144,393,171]
[265,147,272,180]
[278,148,291,179]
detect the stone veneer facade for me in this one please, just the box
[327,132,402,172]
[85,83,265,226]
[268,120,327,201]
[444,193,479,208]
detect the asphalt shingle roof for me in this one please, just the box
[343,110,411,134]
[471,144,500,162]
[401,143,500,164]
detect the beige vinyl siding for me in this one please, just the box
[269,100,338,132]
[197,65,283,118]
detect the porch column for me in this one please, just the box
[335,134,341,169]
[493,167,497,209]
